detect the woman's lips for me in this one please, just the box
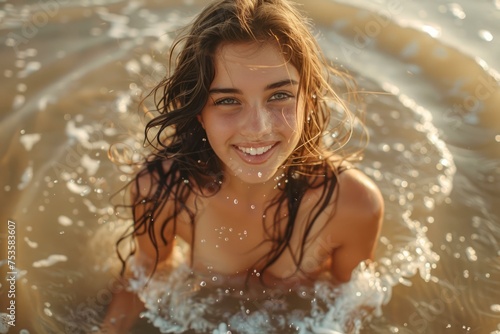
[233,143,278,164]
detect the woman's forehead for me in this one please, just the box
[213,42,299,82]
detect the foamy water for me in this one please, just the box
[0,0,499,333]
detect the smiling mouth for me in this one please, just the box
[236,145,274,156]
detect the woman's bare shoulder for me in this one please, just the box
[324,166,384,282]
[336,167,384,221]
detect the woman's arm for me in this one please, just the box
[329,169,384,283]
[97,170,175,333]
[97,278,145,334]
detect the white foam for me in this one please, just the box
[19,133,41,151]
[0,313,11,333]
[128,243,389,334]
[32,254,68,268]
[80,154,100,176]
[24,237,38,249]
[17,163,33,190]
[66,180,91,196]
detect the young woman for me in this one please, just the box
[100,0,383,332]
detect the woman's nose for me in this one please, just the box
[240,104,271,138]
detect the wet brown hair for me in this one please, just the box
[116,0,364,284]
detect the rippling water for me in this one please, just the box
[0,0,499,333]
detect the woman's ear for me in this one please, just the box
[197,114,205,129]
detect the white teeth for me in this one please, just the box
[237,145,273,156]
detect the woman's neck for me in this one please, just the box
[218,168,287,207]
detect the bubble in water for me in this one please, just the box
[491,304,500,313]
[423,196,435,209]
[379,144,390,152]
[447,3,466,19]
[17,83,27,92]
[478,29,493,42]
[463,270,469,278]
[465,246,477,261]
[58,215,73,227]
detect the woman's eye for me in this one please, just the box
[214,98,238,105]
[270,92,293,101]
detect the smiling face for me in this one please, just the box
[198,42,304,185]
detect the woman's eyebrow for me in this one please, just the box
[208,79,299,95]
[265,79,299,90]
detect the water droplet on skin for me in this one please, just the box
[212,276,218,282]
[250,205,256,210]
[257,172,262,178]
[200,281,206,287]
[233,199,238,204]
